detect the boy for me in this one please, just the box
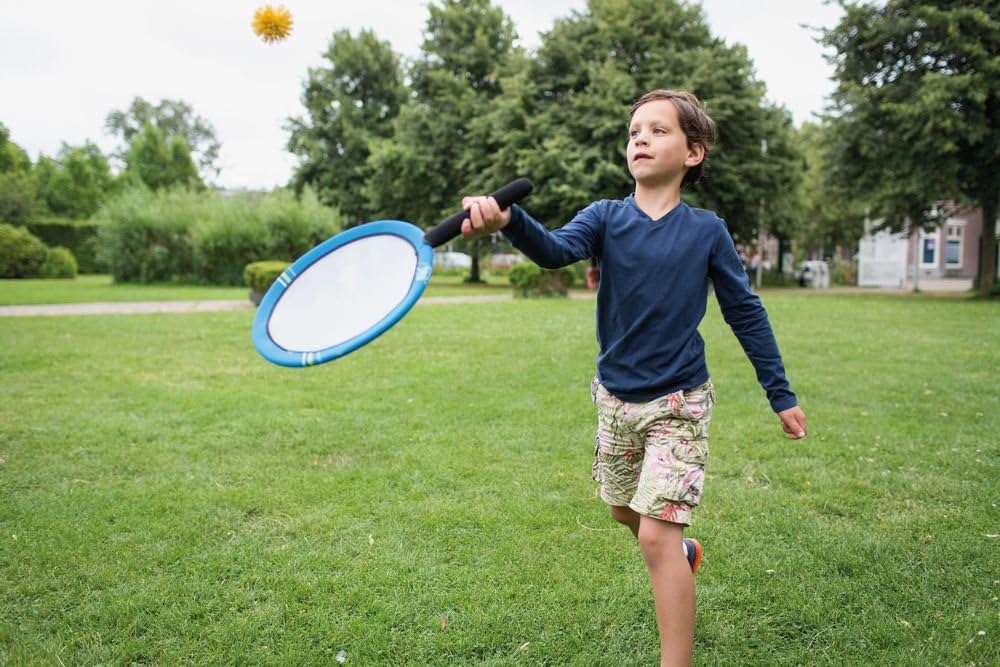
[460,89,807,666]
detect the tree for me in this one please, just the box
[365,0,519,282]
[476,0,803,247]
[822,1,1000,296]
[0,123,31,174]
[123,123,202,191]
[286,29,407,224]
[0,123,36,224]
[794,121,866,256]
[105,98,221,179]
[33,142,116,219]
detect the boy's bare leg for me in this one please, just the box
[609,506,695,665]
[638,515,695,667]
[609,504,641,537]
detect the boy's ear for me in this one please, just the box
[685,143,706,168]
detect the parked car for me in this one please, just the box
[434,251,472,269]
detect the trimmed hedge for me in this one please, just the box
[244,260,290,305]
[26,218,103,273]
[96,186,340,285]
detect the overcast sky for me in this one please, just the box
[0,0,844,190]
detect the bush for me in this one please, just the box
[244,260,290,304]
[27,218,103,273]
[96,187,195,283]
[40,246,78,279]
[509,262,574,297]
[0,223,48,278]
[96,186,341,285]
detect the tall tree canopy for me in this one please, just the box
[289,0,802,278]
[33,142,116,219]
[364,0,519,280]
[123,123,202,191]
[105,98,221,180]
[286,29,408,224]
[474,0,803,245]
[794,121,867,255]
[822,0,1000,296]
[0,123,36,224]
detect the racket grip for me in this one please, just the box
[423,177,533,248]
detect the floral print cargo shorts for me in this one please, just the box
[591,377,715,526]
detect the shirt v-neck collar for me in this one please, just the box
[625,194,686,223]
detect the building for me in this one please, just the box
[858,206,998,287]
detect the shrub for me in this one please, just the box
[96,187,195,283]
[96,186,340,285]
[40,246,78,279]
[0,223,48,278]
[509,262,574,297]
[244,260,290,292]
[27,218,103,273]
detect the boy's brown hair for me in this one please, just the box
[628,89,718,188]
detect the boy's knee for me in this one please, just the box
[636,519,683,563]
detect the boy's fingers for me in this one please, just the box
[779,407,807,439]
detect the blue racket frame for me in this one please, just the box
[252,220,434,368]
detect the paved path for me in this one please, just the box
[0,294,519,317]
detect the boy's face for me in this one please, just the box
[626,99,705,186]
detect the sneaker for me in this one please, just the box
[683,538,703,574]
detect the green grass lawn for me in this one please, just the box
[1,293,997,665]
[0,273,514,306]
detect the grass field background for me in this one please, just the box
[1,284,997,665]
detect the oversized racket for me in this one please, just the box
[252,178,533,367]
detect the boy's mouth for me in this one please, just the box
[633,152,652,161]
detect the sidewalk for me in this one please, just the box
[0,294,517,317]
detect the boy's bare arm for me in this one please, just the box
[778,406,807,439]
[460,195,511,239]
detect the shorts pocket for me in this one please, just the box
[680,381,715,421]
[671,437,708,466]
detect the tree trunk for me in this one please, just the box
[978,191,998,298]
[465,237,485,284]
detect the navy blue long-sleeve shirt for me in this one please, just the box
[502,196,797,413]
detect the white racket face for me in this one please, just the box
[268,234,418,352]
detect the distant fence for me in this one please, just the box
[858,236,907,287]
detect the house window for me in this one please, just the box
[919,230,938,267]
[945,225,962,268]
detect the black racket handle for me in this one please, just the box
[423,177,533,248]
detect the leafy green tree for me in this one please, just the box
[794,121,866,256]
[822,0,1000,296]
[0,172,36,225]
[476,0,803,247]
[123,123,202,191]
[365,0,519,281]
[286,29,407,224]
[0,123,31,174]
[105,98,221,179]
[0,123,37,224]
[33,142,116,219]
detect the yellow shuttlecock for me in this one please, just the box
[252,5,293,43]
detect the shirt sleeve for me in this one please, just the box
[709,222,798,413]
[501,203,602,269]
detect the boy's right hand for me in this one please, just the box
[460,195,511,239]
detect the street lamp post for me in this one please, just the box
[755,139,768,290]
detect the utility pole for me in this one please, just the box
[755,139,768,291]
